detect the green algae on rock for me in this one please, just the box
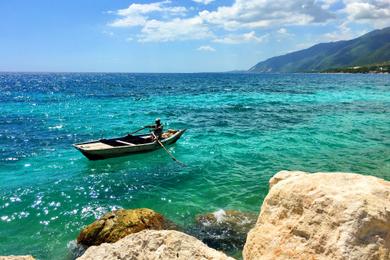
[77,208,168,246]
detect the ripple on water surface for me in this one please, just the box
[0,73,389,259]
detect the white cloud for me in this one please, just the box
[323,22,354,41]
[107,0,389,44]
[277,28,294,37]
[108,0,209,42]
[198,0,335,30]
[193,0,215,5]
[274,27,294,42]
[109,0,336,32]
[110,15,147,27]
[138,17,213,42]
[109,0,187,28]
[213,31,268,44]
[323,22,368,41]
[116,1,186,16]
[197,45,216,51]
[278,28,287,34]
[343,0,390,23]
[321,0,340,10]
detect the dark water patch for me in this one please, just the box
[185,209,258,258]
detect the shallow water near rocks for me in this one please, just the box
[0,73,389,259]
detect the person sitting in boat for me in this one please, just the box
[145,118,163,140]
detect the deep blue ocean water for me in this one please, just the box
[0,73,389,259]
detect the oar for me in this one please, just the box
[128,126,146,135]
[152,133,186,166]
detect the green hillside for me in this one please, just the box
[249,27,390,73]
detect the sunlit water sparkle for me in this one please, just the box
[0,73,389,259]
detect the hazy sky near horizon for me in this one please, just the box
[1,0,389,72]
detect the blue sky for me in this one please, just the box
[0,0,388,72]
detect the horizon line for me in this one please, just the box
[0,70,249,74]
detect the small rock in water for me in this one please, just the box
[189,209,257,253]
[77,208,172,246]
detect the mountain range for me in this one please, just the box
[249,27,390,73]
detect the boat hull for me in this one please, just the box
[73,129,186,160]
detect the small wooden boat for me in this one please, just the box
[73,129,186,160]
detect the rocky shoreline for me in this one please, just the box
[3,171,390,260]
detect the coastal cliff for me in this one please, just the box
[244,171,390,260]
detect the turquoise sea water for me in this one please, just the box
[0,73,389,259]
